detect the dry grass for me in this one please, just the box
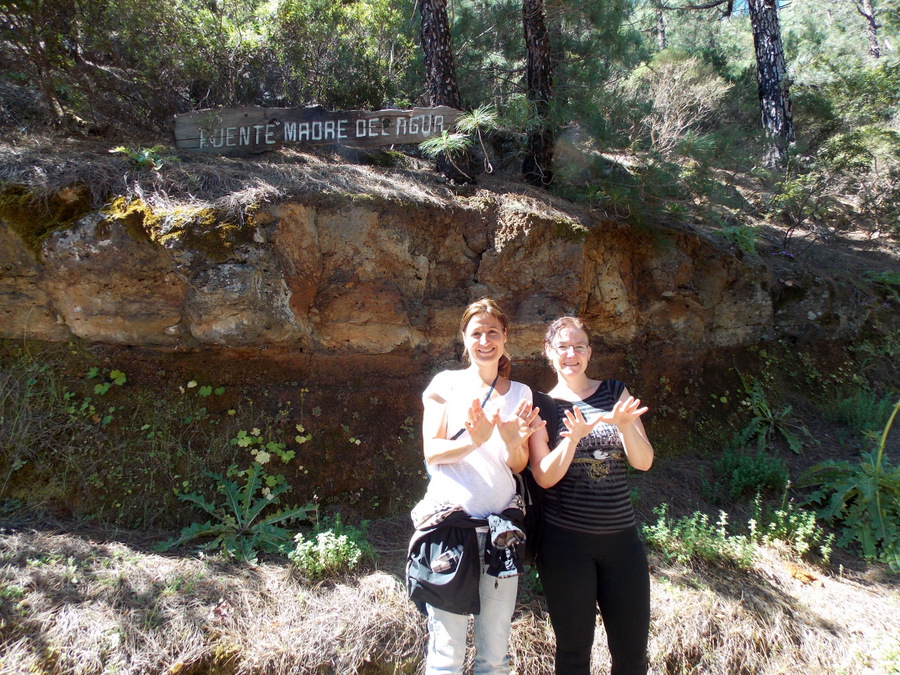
[2,518,899,675]
[0,522,425,675]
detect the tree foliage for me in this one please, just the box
[0,0,416,131]
[0,0,898,236]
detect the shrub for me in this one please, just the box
[289,516,372,580]
[642,504,755,568]
[827,389,897,434]
[720,223,758,255]
[748,492,834,564]
[715,448,789,501]
[800,398,900,571]
[625,51,732,155]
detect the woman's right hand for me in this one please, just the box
[464,398,495,447]
[560,406,600,443]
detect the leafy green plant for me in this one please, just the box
[714,447,789,501]
[87,367,127,396]
[642,504,755,568]
[799,398,900,571]
[720,223,758,254]
[419,130,473,180]
[455,104,499,173]
[748,492,834,563]
[109,145,176,171]
[156,428,313,561]
[827,389,897,434]
[288,515,372,580]
[867,270,900,302]
[734,373,811,454]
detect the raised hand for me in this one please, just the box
[464,397,495,446]
[495,400,546,450]
[560,405,602,442]
[595,396,648,428]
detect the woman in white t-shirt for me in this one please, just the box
[419,297,543,675]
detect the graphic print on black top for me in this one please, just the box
[543,379,637,535]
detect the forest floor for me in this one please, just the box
[1,501,900,674]
[2,397,900,674]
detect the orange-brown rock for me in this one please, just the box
[0,190,888,362]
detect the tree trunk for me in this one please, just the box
[855,0,882,58]
[656,5,668,51]
[747,0,794,166]
[522,0,554,186]
[418,0,472,182]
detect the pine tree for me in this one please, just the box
[747,0,795,165]
[663,0,795,166]
[419,0,473,182]
[523,0,554,186]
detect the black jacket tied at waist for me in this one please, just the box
[406,497,525,616]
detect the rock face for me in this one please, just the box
[3,181,898,523]
[0,188,887,362]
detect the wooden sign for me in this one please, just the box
[174,105,460,154]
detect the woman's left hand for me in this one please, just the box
[596,396,648,429]
[495,400,545,451]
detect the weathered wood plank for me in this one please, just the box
[174,106,461,154]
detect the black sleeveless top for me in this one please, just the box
[543,380,636,535]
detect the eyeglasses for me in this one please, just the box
[550,344,589,355]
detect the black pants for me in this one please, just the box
[537,523,650,675]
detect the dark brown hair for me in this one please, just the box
[459,298,512,378]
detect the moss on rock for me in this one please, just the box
[100,197,259,262]
[0,184,93,256]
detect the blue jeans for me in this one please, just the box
[425,535,518,675]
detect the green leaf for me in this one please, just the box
[154,521,219,552]
[780,427,804,455]
[177,491,219,517]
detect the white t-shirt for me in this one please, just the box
[422,370,533,518]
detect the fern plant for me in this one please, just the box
[734,373,811,454]
[799,398,900,571]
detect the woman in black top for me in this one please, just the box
[528,316,654,675]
